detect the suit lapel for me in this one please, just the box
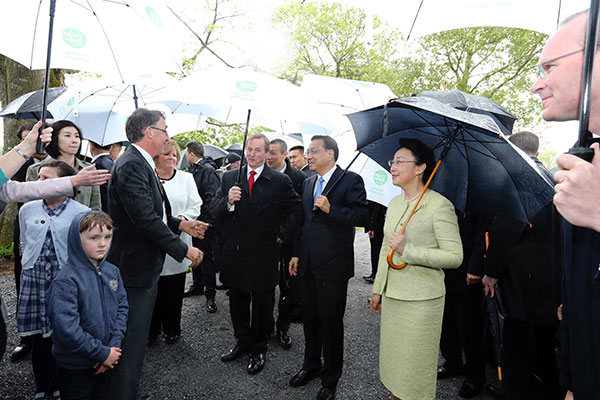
[305,174,318,220]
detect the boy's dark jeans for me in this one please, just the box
[56,365,109,400]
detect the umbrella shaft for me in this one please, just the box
[37,0,57,155]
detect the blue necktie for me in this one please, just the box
[313,177,324,204]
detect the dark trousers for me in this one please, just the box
[300,271,348,389]
[192,233,216,299]
[31,334,57,393]
[502,318,564,400]
[369,228,384,276]
[275,246,302,333]
[439,283,486,385]
[229,287,275,355]
[150,272,186,337]
[106,282,158,400]
[57,366,109,400]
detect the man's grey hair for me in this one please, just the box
[247,133,270,152]
[560,9,600,45]
[509,131,539,156]
[270,138,287,153]
[125,108,165,143]
[186,141,204,158]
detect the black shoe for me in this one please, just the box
[276,330,292,350]
[206,298,217,313]
[183,285,204,297]
[247,353,265,375]
[363,275,375,284]
[437,364,464,379]
[147,335,159,347]
[221,344,248,362]
[458,379,483,398]
[164,334,180,345]
[9,343,31,361]
[289,368,319,387]
[316,386,336,400]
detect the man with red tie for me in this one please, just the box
[211,133,301,375]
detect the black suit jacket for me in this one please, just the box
[283,158,307,196]
[211,165,301,292]
[107,146,187,288]
[93,154,114,212]
[295,166,369,281]
[301,164,316,177]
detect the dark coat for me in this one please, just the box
[484,203,562,327]
[295,166,369,281]
[211,165,301,292]
[93,154,114,212]
[283,158,307,195]
[301,164,316,177]
[107,146,187,288]
[189,157,220,224]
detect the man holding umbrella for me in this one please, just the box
[211,133,301,375]
[531,9,600,399]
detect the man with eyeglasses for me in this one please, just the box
[106,108,207,400]
[531,10,600,400]
[288,135,369,400]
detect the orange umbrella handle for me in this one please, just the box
[387,248,407,270]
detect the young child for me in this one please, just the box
[48,210,128,400]
[17,161,90,400]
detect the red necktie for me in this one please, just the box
[248,170,256,199]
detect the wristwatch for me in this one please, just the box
[14,147,30,161]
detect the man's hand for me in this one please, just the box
[289,257,299,276]
[276,237,284,245]
[369,294,382,313]
[314,195,330,214]
[179,220,209,239]
[558,304,563,321]
[565,390,573,400]
[389,231,406,255]
[19,121,53,156]
[94,362,109,375]
[95,347,121,375]
[554,142,600,232]
[367,230,375,239]
[186,245,204,268]
[482,275,498,298]
[70,165,111,187]
[466,273,482,285]
[228,185,242,205]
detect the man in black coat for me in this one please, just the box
[105,108,206,400]
[89,140,114,212]
[211,133,301,375]
[184,141,221,313]
[267,138,307,349]
[289,135,369,400]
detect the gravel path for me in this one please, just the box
[0,233,498,399]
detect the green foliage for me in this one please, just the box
[171,118,273,149]
[0,242,13,259]
[538,148,558,171]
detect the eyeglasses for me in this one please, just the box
[536,48,584,78]
[305,147,325,156]
[388,159,418,167]
[150,126,169,136]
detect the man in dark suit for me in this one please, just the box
[289,135,369,400]
[212,133,301,375]
[89,140,114,212]
[267,138,307,349]
[290,145,316,177]
[105,108,206,400]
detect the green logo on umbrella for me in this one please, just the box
[146,7,164,29]
[62,28,87,49]
[373,170,387,186]
[236,80,258,92]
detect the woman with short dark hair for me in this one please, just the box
[369,138,463,400]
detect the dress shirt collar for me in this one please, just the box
[247,163,265,180]
[132,144,156,171]
[319,165,337,186]
[91,152,110,164]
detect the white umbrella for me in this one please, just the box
[0,0,186,82]
[156,68,338,135]
[47,77,176,146]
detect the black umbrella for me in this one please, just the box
[0,87,66,120]
[347,96,554,268]
[418,89,517,135]
[486,287,506,386]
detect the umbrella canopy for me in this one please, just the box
[0,87,67,120]
[156,69,338,135]
[47,79,176,146]
[0,0,187,82]
[418,89,517,135]
[347,96,555,223]
[225,143,243,156]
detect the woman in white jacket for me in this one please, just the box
[149,140,202,345]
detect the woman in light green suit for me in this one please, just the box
[370,138,462,400]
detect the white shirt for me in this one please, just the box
[313,165,337,197]
[228,163,265,211]
[91,152,111,164]
[279,164,287,174]
[132,144,166,223]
